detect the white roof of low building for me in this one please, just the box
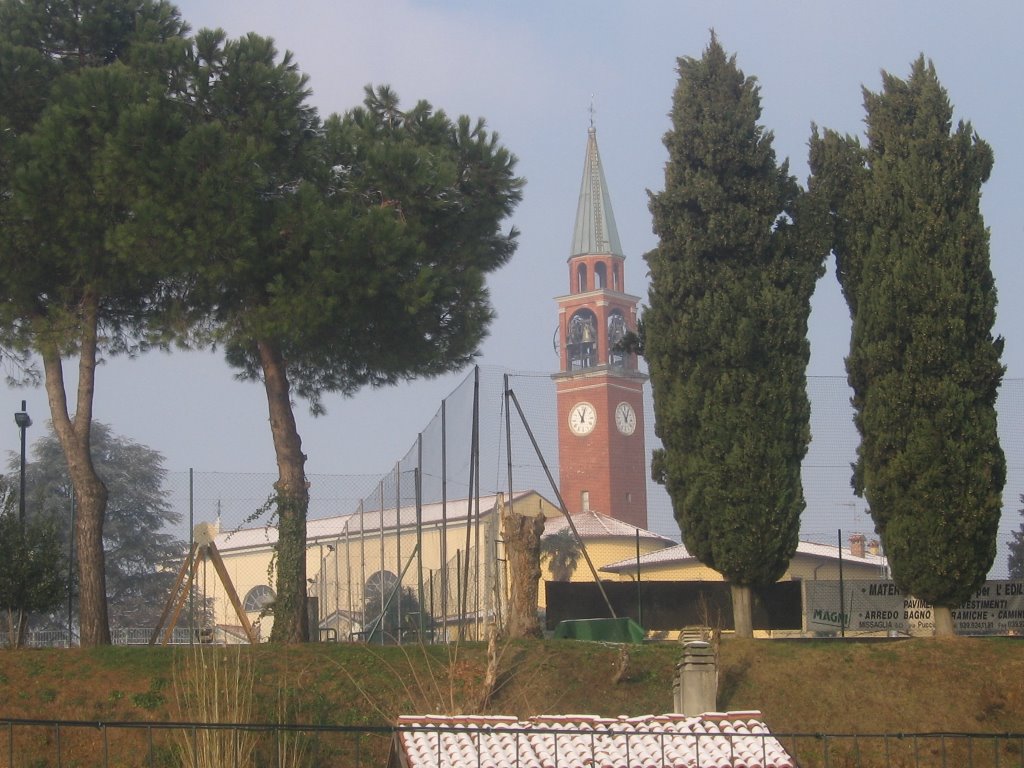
[600,539,887,574]
[544,510,676,545]
[212,490,550,553]
[392,711,795,768]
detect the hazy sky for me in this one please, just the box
[3,1,1022,483]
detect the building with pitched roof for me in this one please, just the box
[389,712,796,768]
[598,536,888,583]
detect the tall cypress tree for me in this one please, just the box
[645,35,824,636]
[1008,497,1024,580]
[809,57,1005,636]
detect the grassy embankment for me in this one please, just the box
[0,638,1021,764]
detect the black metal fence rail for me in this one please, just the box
[2,718,1023,768]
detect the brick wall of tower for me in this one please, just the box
[556,373,648,529]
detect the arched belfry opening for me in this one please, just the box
[567,309,598,371]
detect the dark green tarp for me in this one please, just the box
[553,617,646,643]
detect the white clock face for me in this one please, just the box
[568,402,597,436]
[615,401,637,435]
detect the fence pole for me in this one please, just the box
[395,463,402,643]
[506,387,617,620]
[636,530,642,627]
[442,400,449,636]
[473,367,482,637]
[379,481,385,645]
[838,529,846,639]
[359,502,366,631]
[416,467,424,637]
[189,468,194,644]
[461,374,478,638]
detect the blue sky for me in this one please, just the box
[3,0,1021,490]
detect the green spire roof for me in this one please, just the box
[570,126,623,258]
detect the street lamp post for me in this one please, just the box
[14,400,31,522]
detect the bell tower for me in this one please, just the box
[554,126,648,529]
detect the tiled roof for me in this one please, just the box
[394,712,795,768]
[544,510,676,545]
[600,539,887,574]
[212,490,548,552]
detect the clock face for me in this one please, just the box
[568,402,597,436]
[614,401,637,435]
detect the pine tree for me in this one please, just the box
[0,0,189,646]
[644,35,825,636]
[809,57,1005,636]
[178,34,522,641]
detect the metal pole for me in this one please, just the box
[395,463,402,641]
[473,367,482,636]
[502,374,515,634]
[359,501,366,632]
[189,468,194,642]
[379,481,385,645]
[16,400,30,522]
[464,364,479,638]
[636,530,642,627]
[334,535,340,637]
[345,522,353,637]
[838,529,846,639]
[441,403,449,636]
[507,387,618,619]
[415,466,424,637]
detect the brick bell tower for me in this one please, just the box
[554,125,648,529]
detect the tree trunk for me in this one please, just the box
[258,339,310,644]
[41,295,111,647]
[933,605,956,637]
[501,494,544,639]
[730,584,753,638]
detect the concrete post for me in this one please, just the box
[677,641,717,715]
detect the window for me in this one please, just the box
[581,491,590,512]
[576,263,588,293]
[364,570,399,602]
[243,585,275,613]
[595,262,607,289]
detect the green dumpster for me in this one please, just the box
[553,617,645,643]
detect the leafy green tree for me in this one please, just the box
[1009,496,1024,580]
[0,0,189,646]
[809,57,1004,636]
[541,529,582,582]
[180,33,523,642]
[644,35,825,636]
[0,478,65,648]
[19,423,187,632]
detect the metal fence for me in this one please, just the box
[2,718,1023,768]
[1,627,199,648]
